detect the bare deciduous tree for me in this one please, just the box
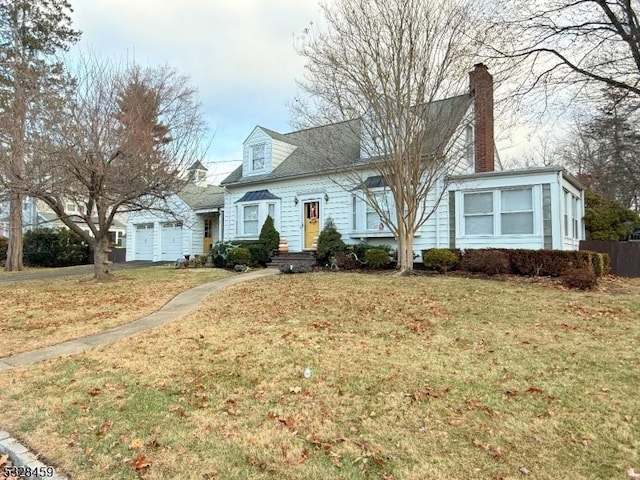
[20,55,207,279]
[561,91,640,210]
[485,0,640,100]
[294,0,484,273]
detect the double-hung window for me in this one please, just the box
[501,188,534,234]
[251,144,265,171]
[464,192,494,235]
[463,187,535,236]
[366,193,392,231]
[243,205,259,235]
[351,191,394,234]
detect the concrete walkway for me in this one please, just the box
[0,268,279,371]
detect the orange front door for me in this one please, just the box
[303,201,320,249]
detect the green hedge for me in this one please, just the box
[420,247,609,278]
[23,228,90,267]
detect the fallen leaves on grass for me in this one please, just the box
[126,454,153,471]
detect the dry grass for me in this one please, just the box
[0,266,232,357]
[0,273,638,479]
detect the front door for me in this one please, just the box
[203,217,213,254]
[303,201,320,249]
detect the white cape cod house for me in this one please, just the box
[220,65,584,257]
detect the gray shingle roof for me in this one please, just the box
[187,160,208,171]
[177,184,225,210]
[221,94,472,187]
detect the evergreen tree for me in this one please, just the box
[584,190,640,241]
[0,0,80,271]
[258,215,279,252]
[316,217,346,263]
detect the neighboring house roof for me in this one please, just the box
[177,184,225,211]
[222,93,472,188]
[187,160,208,171]
[235,190,281,203]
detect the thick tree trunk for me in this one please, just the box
[396,231,415,274]
[5,194,24,271]
[92,236,113,280]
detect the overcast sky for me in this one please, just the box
[70,1,550,184]
[71,1,322,183]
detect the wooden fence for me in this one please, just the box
[580,240,640,278]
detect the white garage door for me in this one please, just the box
[135,223,154,260]
[161,222,183,261]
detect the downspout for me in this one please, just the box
[435,179,441,248]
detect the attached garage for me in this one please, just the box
[161,222,184,261]
[134,223,154,260]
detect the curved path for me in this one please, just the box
[0,268,279,371]
[0,268,279,479]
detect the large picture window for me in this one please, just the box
[463,187,535,236]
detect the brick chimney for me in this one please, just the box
[469,63,494,173]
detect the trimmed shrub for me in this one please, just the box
[316,217,346,264]
[23,228,90,267]
[259,215,280,253]
[365,248,390,269]
[247,243,270,267]
[422,248,459,273]
[591,253,605,277]
[461,249,510,275]
[350,242,394,261]
[601,253,611,275]
[233,241,270,267]
[227,247,252,268]
[561,267,598,290]
[211,241,239,268]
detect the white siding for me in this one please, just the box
[125,195,201,261]
[224,168,582,258]
[272,138,296,169]
[448,169,580,251]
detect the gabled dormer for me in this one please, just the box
[242,126,297,177]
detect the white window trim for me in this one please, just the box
[349,190,397,238]
[500,188,535,235]
[463,191,494,236]
[235,200,280,238]
[563,189,581,240]
[250,143,266,172]
[461,186,539,237]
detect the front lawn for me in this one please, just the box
[0,273,638,479]
[0,266,232,357]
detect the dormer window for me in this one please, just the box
[251,144,265,171]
